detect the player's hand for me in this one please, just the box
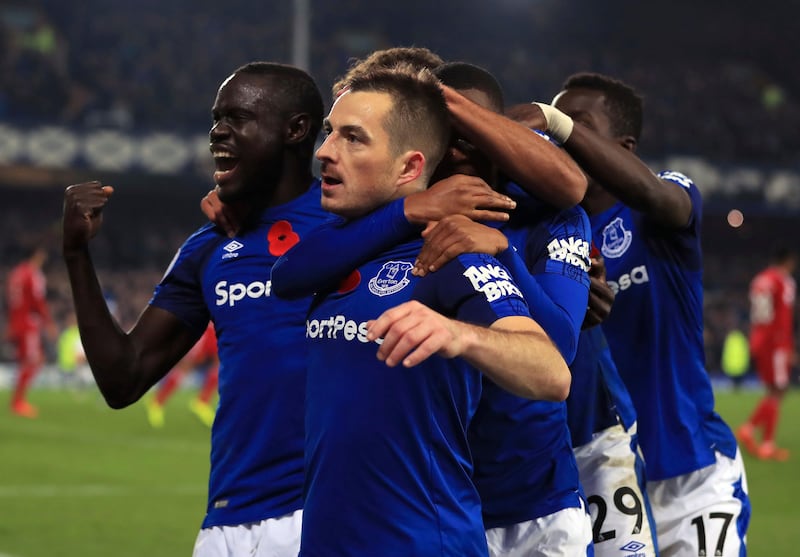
[582,256,615,329]
[62,181,114,254]
[413,215,508,276]
[505,103,547,130]
[367,300,466,367]
[404,174,515,226]
[201,188,241,238]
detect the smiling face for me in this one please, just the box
[209,72,285,203]
[316,89,418,219]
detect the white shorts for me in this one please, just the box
[192,509,303,557]
[485,500,593,557]
[647,450,750,557]
[574,423,658,557]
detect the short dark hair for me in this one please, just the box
[332,47,444,98]
[434,62,504,113]
[234,61,324,150]
[348,64,450,182]
[562,72,643,140]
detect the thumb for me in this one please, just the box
[421,220,439,238]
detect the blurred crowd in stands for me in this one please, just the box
[1,0,797,379]
[1,0,798,165]
[0,181,793,379]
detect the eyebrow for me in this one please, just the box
[340,124,367,138]
[322,119,370,141]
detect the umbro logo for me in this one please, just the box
[620,540,646,556]
[222,240,244,259]
[224,240,243,252]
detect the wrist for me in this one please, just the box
[403,193,429,226]
[532,102,574,143]
[62,244,90,261]
[496,236,510,255]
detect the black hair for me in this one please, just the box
[434,62,505,113]
[562,72,643,140]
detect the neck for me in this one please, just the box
[236,162,314,231]
[394,177,428,202]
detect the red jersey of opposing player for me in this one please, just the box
[749,265,796,387]
[186,323,218,364]
[6,254,53,364]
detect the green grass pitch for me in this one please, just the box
[0,388,797,556]
[0,389,210,557]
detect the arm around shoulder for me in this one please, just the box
[566,123,693,228]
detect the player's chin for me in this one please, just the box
[214,180,243,204]
[320,194,341,214]
[321,195,358,219]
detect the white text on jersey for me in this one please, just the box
[215,280,271,306]
[607,265,650,294]
[463,264,523,302]
[547,237,590,271]
[307,315,372,343]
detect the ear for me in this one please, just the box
[396,151,426,187]
[285,113,312,145]
[619,135,637,153]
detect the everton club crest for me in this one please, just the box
[600,217,632,259]
[368,261,414,297]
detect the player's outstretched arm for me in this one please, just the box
[271,178,515,299]
[536,103,692,229]
[413,214,509,276]
[441,85,587,209]
[414,214,589,363]
[63,182,200,408]
[404,174,516,225]
[366,301,570,402]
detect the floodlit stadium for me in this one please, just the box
[1,0,798,555]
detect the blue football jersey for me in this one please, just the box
[567,326,637,448]
[469,186,590,528]
[301,238,531,557]
[150,180,329,527]
[590,171,737,481]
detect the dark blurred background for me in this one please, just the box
[1,0,798,378]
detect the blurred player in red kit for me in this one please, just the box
[5,246,57,418]
[738,247,797,461]
[146,322,219,428]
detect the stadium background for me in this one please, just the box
[0,0,798,555]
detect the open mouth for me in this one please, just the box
[212,150,240,184]
[321,174,343,189]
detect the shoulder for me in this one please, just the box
[658,170,702,207]
[164,224,225,276]
[657,170,695,190]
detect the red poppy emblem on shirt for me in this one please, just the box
[267,220,300,256]
[337,270,361,293]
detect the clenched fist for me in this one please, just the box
[62,181,114,255]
